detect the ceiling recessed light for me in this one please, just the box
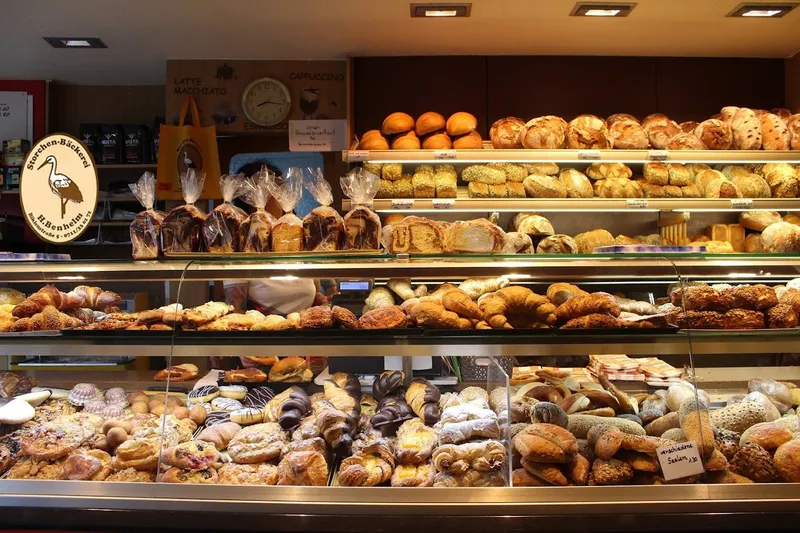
[570,2,636,17]
[726,3,798,17]
[410,3,471,17]
[44,37,106,49]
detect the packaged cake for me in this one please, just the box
[302,167,343,251]
[161,169,206,253]
[340,167,381,250]
[237,168,277,253]
[265,167,304,252]
[203,173,247,253]
[129,171,165,259]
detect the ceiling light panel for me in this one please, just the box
[410,3,471,17]
[726,3,798,17]
[570,2,636,17]
[43,37,106,49]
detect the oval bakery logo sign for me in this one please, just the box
[21,133,98,244]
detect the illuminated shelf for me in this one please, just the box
[342,147,800,164]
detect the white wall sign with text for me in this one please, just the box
[289,119,347,151]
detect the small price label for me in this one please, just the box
[348,150,369,162]
[434,150,457,160]
[432,199,455,209]
[578,150,601,161]
[354,201,374,209]
[648,150,669,161]
[627,199,649,209]
[391,199,414,209]
[731,198,754,209]
[656,441,705,481]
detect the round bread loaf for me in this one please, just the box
[574,229,614,254]
[521,115,567,149]
[446,112,477,136]
[704,178,742,199]
[642,113,680,149]
[608,119,649,149]
[731,174,771,198]
[694,119,732,150]
[558,169,593,198]
[720,106,739,124]
[382,112,415,135]
[514,214,555,235]
[452,130,482,149]
[666,132,705,150]
[489,117,525,149]
[607,113,639,125]
[391,131,420,150]
[760,113,790,150]
[522,174,567,198]
[739,211,782,231]
[774,440,800,482]
[415,112,446,136]
[745,234,763,253]
[761,221,800,253]
[566,115,612,149]
[731,108,762,150]
[787,114,800,150]
[680,121,699,133]
[421,131,452,149]
[536,234,578,254]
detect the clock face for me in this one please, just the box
[241,77,292,127]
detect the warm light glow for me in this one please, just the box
[57,275,86,280]
[425,9,458,16]
[64,40,92,47]
[741,9,783,16]
[584,8,620,15]
[269,275,300,281]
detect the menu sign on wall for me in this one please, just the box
[166,60,347,134]
[20,133,98,243]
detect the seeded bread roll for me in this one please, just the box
[731,174,771,198]
[488,163,527,183]
[462,165,506,185]
[394,176,413,198]
[558,169,593,198]
[642,114,680,149]
[412,172,435,198]
[694,119,733,150]
[489,117,525,149]
[667,133,705,150]
[643,163,669,185]
[667,164,692,186]
[523,174,568,198]
[507,182,526,198]
[760,113,791,150]
[376,180,394,199]
[608,119,649,149]
[488,184,507,198]
[468,182,489,198]
[731,108,762,150]
[642,183,664,198]
[663,185,683,198]
[522,163,559,176]
[763,164,800,198]
[586,163,632,181]
[434,170,457,199]
[682,184,700,198]
[521,116,568,149]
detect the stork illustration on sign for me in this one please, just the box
[37,155,84,219]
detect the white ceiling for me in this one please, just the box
[2,0,799,85]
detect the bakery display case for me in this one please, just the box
[0,250,796,531]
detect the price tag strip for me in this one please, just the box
[433,150,457,160]
[647,150,669,161]
[432,199,455,209]
[656,441,705,481]
[578,150,601,161]
[347,150,369,162]
[731,198,754,209]
[391,199,414,210]
[627,199,649,209]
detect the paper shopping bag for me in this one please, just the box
[156,96,221,200]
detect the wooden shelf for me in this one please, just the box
[97,163,156,170]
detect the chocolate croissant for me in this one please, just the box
[278,386,312,431]
[405,378,441,425]
[371,396,415,436]
[372,371,405,401]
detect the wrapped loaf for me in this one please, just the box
[341,168,381,250]
[237,169,276,252]
[203,173,247,253]
[129,172,165,259]
[267,167,305,252]
[302,168,343,251]
[161,169,206,253]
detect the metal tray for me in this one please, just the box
[557,325,680,335]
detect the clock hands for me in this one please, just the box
[257,100,283,107]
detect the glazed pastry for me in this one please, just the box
[276,450,328,486]
[338,440,395,487]
[394,418,438,465]
[372,371,405,401]
[159,467,219,484]
[111,438,160,471]
[479,286,557,329]
[160,440,221,470]
[405,379,441,425]
[188,385,220,404]
[244,387,276,410]
[219,385,248,400]
[227,422,289,464]
[391,462,436,487]
[371,396,415,436]
[63,449,112,481]
[218,462,279,485]
[555,293,620,322]
[316,401,354,454]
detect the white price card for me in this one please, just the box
[432,199,455,209]
[627,199,649,209]
[656,441,705,481]
[391,199,414,209]
[577,150,601,161]
[647,150,669,161]
[434,150,457,160]
[730,198,754,209]
[347,150,369,162]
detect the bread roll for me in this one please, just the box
[523,174,568,198]
[595,178,643,199]
[608,119,649,149]
[681,184,700,198]
[761,222,800,253]
[566,115,612,149]
[488,163,527,183]
[415,112,446,136]
[422,132,452,150]
[642,114,680,149]
[558,169,593,198]
[488,184,507,198]
[394,176,413,198]
[452,130,483,149]
[507,182,525,198]
[462,165,505,184]
[667,133,704,150]
[731,108,762,150]
[731,174,771,199]
[467,182,489,198]
[642,183,665,198]
[787,114,800,150]
[720,106,739,124]
[360,135,390,150]
[703,241,734,254]
[764,164,800,198]
[381,164,403,181]
[694,119,733,150]
[607,113,639,125]
[376,180,393,198]
[521,116,567,149]
[663,185,683,198]
[739,211,782,231]
[643,163,668,185]
[522,163,559,176]
[745,233,763,253]
[667,164,692,186]
[446,112,477,136]
[412,171,435,198]
[391,131,421,150]
[586,163,632,180]
[760,113,790,150]
[514,214,555,235]
[489,117,525,149]
[536,234,578,254]
[382,113,415,135]
[680,121,700,134]
[574,229,614,254]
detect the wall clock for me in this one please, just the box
[241,77,292,127]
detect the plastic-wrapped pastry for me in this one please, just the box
[203,174,247,253]
[438,418,502,444]
[302,167,343,251]
[266,167,304,252]
[237,169,276,252]
[129,172,165,259]
[433,469,505,487]
[341,167,381,250]
[161,169,206,253]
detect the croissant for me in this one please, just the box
[408,301,472,329]
[315,401,353,455]
[546,283,588,306]
[372,371,405,401]
[458,276,510,299]
[331,372,362,401]
[363,287,395,313]
[338,440,395,486]
[65,308,96,325]
[405,379,441,425]
[441,288,482,319]
[555,292,621,323]
[432,440,507,474]
[395,418,438,465]
[11,305,83,331]
[71,285,122,311]
[479,286,557,329]
[12,285,84,317]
